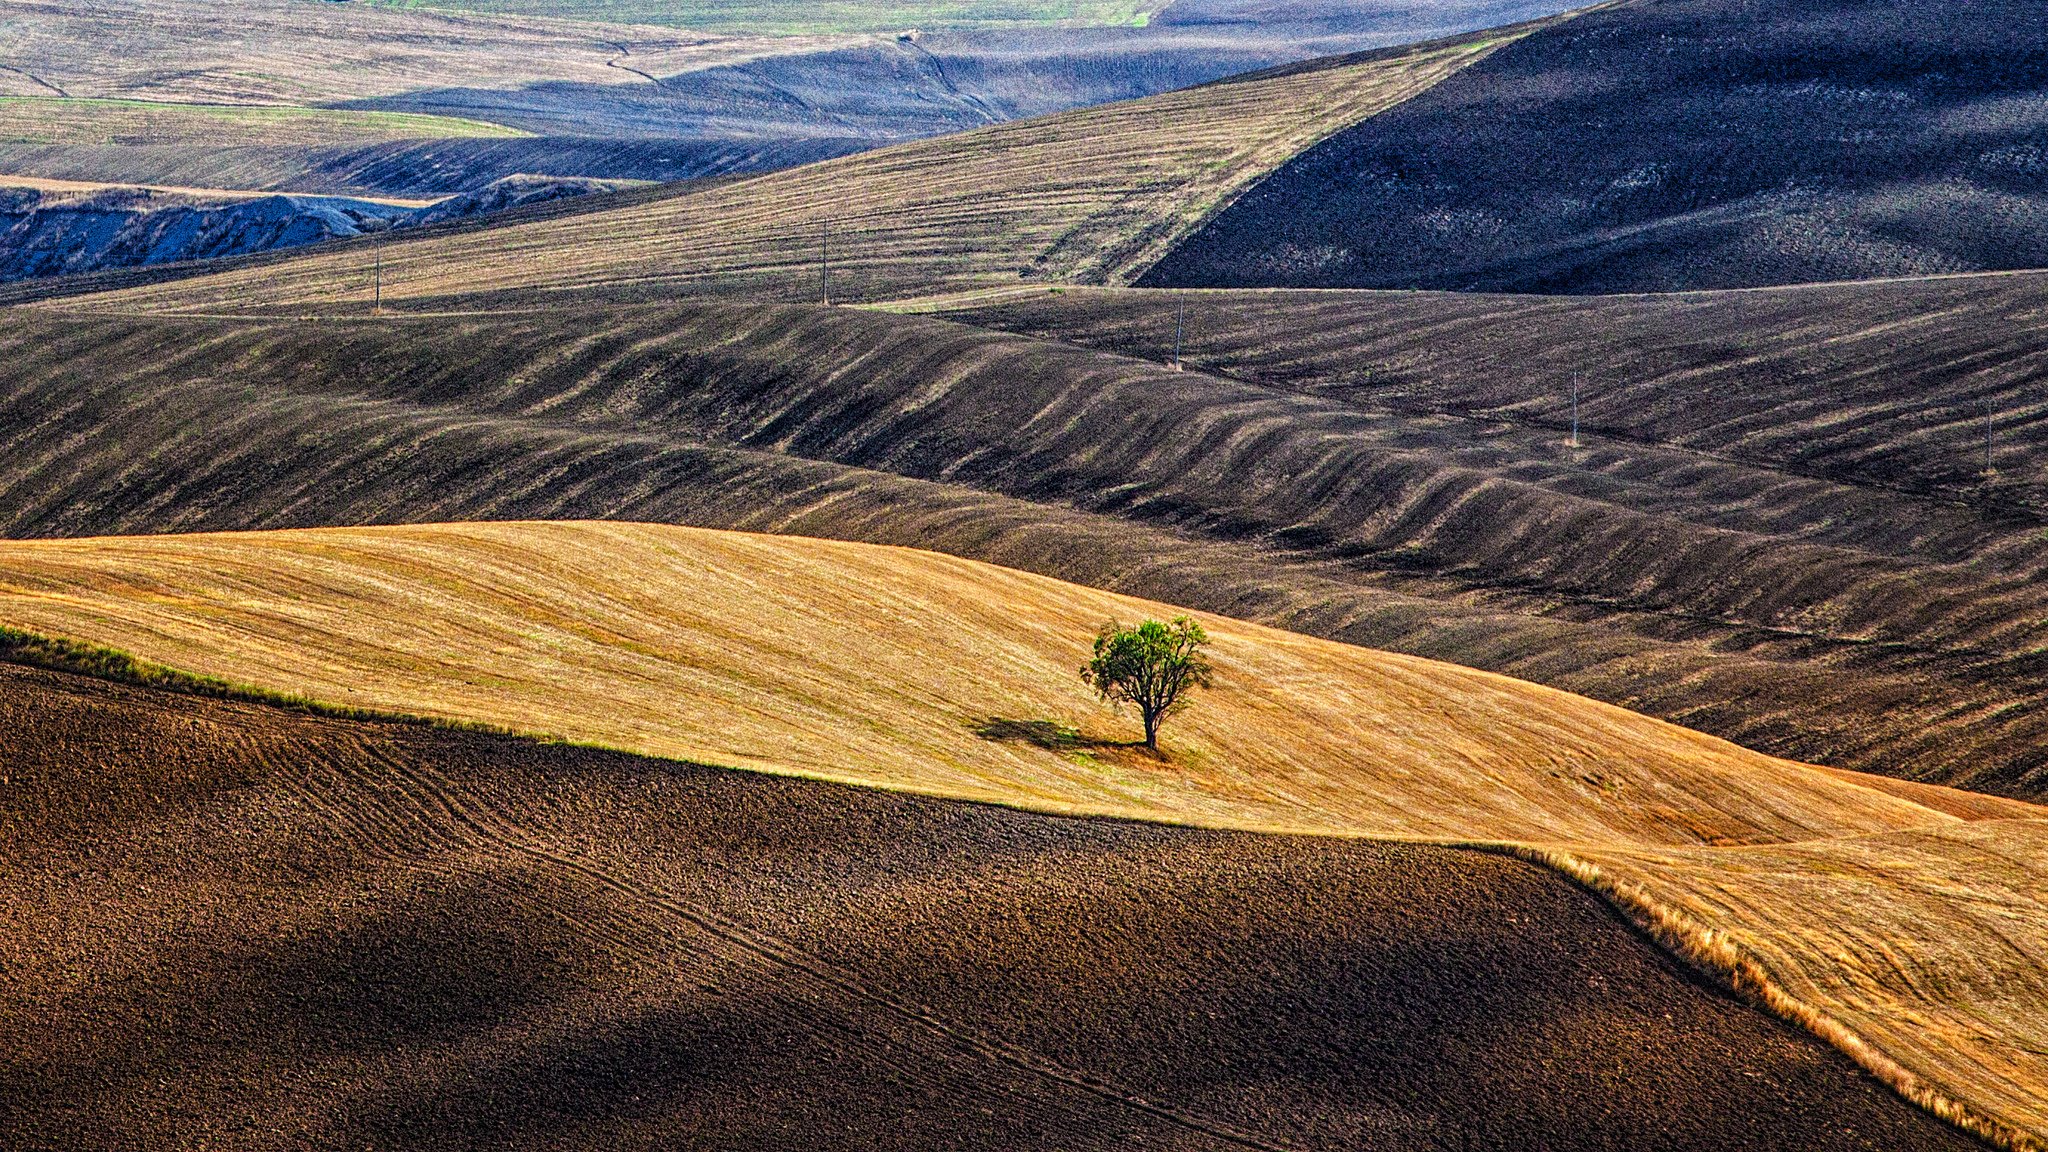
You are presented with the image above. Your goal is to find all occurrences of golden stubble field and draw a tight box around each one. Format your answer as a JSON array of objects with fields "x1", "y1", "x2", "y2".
[{"x1": 0, "y1": 520, "x2": 2042, "y2": 1148}]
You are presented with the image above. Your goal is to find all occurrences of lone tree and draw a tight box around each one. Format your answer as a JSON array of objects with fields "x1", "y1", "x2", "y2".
[{"x1": 1081, "y1": 616, "x2": 1213, "y2": 751}]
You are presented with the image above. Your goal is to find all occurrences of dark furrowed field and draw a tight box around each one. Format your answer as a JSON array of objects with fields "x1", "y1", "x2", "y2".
[
  {"x1": 1140, "y1": 0, "x2": 2048, "y2": 294},
  {"x1": 3, "y1": 300, "x2": 2046, "y2": 798},
  {"x1": 945, "y1": 275, "x2": 2048, "y2": 506},
  {"x1": 0, "y1": 662, "x2": 1983, "y2": 1151}
]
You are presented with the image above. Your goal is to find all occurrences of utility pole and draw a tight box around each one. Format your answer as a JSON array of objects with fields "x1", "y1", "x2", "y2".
[
  {"x1": 1985, "y1": 399, "x2": 1996, "y2": 477},
  {"x1": 821, "y1": 219, "x2": 832, "y2": 307},
  {"x1": 1172, "y1": 297, "x2": 1185, "y2": 371},
  {"x1": 1570, "y1": 373, "x2": 1580, "y2": 449},
  {"x1": 372, "y1": 249, "x2": 382, "y2": 317}
]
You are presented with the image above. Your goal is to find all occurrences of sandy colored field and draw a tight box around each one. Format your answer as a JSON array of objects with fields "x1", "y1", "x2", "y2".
[
  {"x1": 0, "y1": 0, "x2": 843, "y2": 106},
  {"x1": 60, "y1": 25, "x2": 1543, "y2": 312},
  {"x1": 0, "y1": 520, "x2": 2042, "y2": 1146},
  {"x1": 0, "y1": 97, "x2": 529, "y2": 152},
  {"x1": 362, "y1": 0, "x2": 1169, "y2": 35}
]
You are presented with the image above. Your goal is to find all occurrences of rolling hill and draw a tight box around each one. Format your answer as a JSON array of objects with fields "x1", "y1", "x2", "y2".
[
  {"x1": 0, "y1": 0, "x2": 1570, "y2": 200},
  {"x1": 2, "y1": 297, "x2": 2044, "y2": 803},
  {"x1": 45, "y1": 22, "x2": 1546, "y2": 309},
  {"x1": 1, "y1": 661, "x2": 1975, "y2": 1151},
  {"x1": 1140, "y1": 0, "x2": 2048, "y2": 293},
  {"x1": 0, "y1": 520, "x2": 2040, "y2": 1147},
  {"x1": 0, "y1": 0, "x2": 1570, "y2": 273},
  {"x1": 10, "y1": 2, "x2": 2048, "y2": 1146}
]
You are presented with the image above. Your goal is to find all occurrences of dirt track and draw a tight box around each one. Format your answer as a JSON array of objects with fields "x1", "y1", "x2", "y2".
[{"x1": 0, "y1": 663, "x2": 1981, "y2": 1150}]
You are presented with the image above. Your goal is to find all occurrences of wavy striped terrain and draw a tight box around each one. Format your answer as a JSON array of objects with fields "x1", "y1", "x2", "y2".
[
  {"x1": 2, "y1": 298, "x2": 2044, "y2": 800},
  {"x1": 0, "y1": 520, "x2": 2040, "y2": 1146},
  {"x1": 8, "y1": 3, "x2": 2047, "y2": 1146}
]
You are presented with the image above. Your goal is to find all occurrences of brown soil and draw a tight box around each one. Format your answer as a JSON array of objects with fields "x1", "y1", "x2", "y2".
[{"x1": 0, "y1": 663, "x2": 1981, "y2": 1150}]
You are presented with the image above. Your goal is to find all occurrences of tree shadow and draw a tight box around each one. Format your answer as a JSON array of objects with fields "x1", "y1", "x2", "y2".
[{"x1": 972, "y1": 717, "x2": 1155, "y2": 758}]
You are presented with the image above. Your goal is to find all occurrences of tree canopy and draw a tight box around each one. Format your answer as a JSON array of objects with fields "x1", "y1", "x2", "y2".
[{"x1": 1081, "y1": 616, "x2": 1212, "y2": 751}]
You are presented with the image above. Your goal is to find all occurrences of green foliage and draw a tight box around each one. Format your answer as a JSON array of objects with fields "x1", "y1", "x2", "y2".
[{"x1": 1080, "y1": 616, "x2": 1212, "y2": 750}]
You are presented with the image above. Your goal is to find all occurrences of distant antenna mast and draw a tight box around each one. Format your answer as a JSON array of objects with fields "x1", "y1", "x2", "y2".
[
  {"x1": 821, "y1": 219, "x2": 832, "y2": 307},
  {"x1": 1172, "y1": 297, "x2": 1185, "y2": 371}
]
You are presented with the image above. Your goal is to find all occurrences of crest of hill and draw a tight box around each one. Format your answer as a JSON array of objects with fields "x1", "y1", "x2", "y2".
[
  {"x1": 1142, "y1": 0, "x2": 2048, "y2": 293},
  {"x1": 0, "y1": 520, "x2": 2042, "y2": 1147},
  {"x1": 0, "y1": 520, "x2": 1971, "y2": 844},
  {"x1": 51, "y1": 19, "x2": 1562, "y2": 313}
]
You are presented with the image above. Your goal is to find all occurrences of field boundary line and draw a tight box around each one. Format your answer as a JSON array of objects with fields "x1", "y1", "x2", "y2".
[{"x1": 1503, "y1": 843, "x2": 2044, "y2": 1152}]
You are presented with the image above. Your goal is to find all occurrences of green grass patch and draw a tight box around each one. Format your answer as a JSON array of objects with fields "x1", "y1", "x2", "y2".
[
  {"x1": 0, "y1": 624, "x2": 520, "y2": 736},
  {"x1": 360, "y1": 0, "x2": 1168, "y2": 35}
]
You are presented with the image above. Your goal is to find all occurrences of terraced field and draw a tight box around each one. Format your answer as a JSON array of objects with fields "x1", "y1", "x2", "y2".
[
  {"x1": 2, "y1": 663, "x2": 1975, "y2": 1151},
  {"x1": 0, "y1": 521, "x2": 2039, "y2": 1146},
  {"x1": 56, "y1": 24, "x2": 1543, "y2": 310},
  {"x1": 937, "y1": 277, "x2": 2048, "y2": 508}
]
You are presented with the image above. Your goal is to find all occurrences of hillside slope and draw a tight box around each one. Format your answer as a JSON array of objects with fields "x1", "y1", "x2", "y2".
[
  {"x1": 0, "y1": 0, "x2": 1569, "y2": 203},
  {"x1": 1142, "y1": 0, "x2": 2048, "y2": 293},
  {"x1": 1, "y1": 663, "x2": 1976, "y2": 1151},
  {"x1": 50, "y1": 24, "x2": 1544, "y2": 310},
  {"x1": 0, "y1": 521, "x2": 2041, "y2": 1146},
  {"x1": 3, "y1": 300, "x2": 2045, "y2": 799}
]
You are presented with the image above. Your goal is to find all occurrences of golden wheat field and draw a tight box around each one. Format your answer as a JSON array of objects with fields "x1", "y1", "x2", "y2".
[{"x1": 0, "y1": 521, "x2": 2042, "y2": 1148}]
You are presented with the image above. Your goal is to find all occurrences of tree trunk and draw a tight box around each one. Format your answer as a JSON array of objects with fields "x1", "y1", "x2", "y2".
[{"x1": 1143, "y1": 711, "x2": 1159, "y2": 751}]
